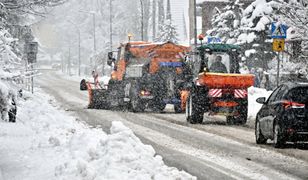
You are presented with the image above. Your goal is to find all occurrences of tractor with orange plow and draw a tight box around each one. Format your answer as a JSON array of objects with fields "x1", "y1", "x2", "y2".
[
  {"x1": 184, "y1": 43, "x2": 254, "y2": 124},
  {"x1": 83, "y1": 41, "x2": 191, "y2": 112}
]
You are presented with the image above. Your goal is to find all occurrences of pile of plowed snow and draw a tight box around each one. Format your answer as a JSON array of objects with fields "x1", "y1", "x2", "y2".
[{"x1": 0, "y1": 90, "x2": 195, "y2": 180}]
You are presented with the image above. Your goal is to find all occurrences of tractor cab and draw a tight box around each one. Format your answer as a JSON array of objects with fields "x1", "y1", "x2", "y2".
[
  {"x1": 184, "y1": 43, "x2": 254, "y2": 125},
  {"x1": 193, "y1": 44, "x2": 241, "y2": 75}
]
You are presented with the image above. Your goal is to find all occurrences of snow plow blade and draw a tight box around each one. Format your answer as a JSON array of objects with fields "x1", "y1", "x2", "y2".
[{"x1": 198, "y1": 72, "x2": 254, "y2": 89}]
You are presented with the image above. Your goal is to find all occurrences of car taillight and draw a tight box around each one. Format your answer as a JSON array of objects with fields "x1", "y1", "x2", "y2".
[
  {"x1": 140, "y1": 90, "x2": 151, "y2": 96},
  {"x1": 282, "y1": 101, "x2": 305, "y2": 109}
]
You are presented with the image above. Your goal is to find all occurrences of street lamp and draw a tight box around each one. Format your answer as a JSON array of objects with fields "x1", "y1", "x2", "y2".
[
  {"x1": 79, "y1": 10, "x2": 96, "y2": 55},
  {"x1": 139, "y1": 0, "x2": 144, "y2": 41},
  {"x1": 67, "y1": 20, "x2": 81, "y2": 76}
]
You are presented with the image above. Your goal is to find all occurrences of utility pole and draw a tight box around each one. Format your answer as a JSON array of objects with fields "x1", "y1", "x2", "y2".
[
  {"x1": 193, "y1": 0, "x2": 197, "y2": 49},
  {"x1": 110, "y1": 0, "x2": 113, "y2": 51},
  {"x1": 68, "y1": 20, "x2": 81, "y2": 76},
  {"x1": 140, "y1": 0, "x2": 144, "y2": 41},
  {"x1": 152, "y1": 0, "x2": 156, "y2": 40}
]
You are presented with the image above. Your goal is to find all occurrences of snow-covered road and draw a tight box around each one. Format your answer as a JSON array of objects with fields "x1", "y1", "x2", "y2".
[{"x1": 36, "y1": 70, "x2": 308, "y2": 180}]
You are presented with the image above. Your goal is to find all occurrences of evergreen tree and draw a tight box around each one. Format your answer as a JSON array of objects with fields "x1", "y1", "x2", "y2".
[
  {"x1": 237, "y1": 0, "x2": 275, "y2": 70},
  {"x1": 207, "y1": 0, "x2": 243, "y2": 44},
  {"x1": 155, "y1": 0, "x2": 179, "y2": 43}
]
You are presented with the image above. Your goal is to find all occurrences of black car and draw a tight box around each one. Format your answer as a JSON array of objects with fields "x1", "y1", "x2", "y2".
[{"x1": 255, "y1": 82, "x2": 308, "y2": 148}]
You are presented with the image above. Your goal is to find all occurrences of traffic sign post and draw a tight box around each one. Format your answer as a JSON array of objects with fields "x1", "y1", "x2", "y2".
[
  {"x1": 271, "y1": 22, "x2": 287, "y2": 87},
  {"x1": 272, "y1": 39, "x2": 285, "y2": 52},
  {"x1": 25, "y1": 41, "x2": 38, "y2": 93}
]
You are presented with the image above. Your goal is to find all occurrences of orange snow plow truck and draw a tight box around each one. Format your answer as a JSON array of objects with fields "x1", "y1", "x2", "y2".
[
  {"x1": 184, "y1": 43, "x2": 254, "y2": 125},
  {"x1": 82, "y1": 41, "x2": 191, "y2": 112}
]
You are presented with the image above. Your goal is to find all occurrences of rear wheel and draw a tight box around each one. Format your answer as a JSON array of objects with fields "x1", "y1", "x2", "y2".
[
  {"x1": 226, "y1": 116, "x2": 235, "y2": 125},
  {"x1": 152, "y1": 104, "x2": 166, "y2": 112},
  {"x1": 273, "y1": 122, "x2": 286, "y2": 148},
  {"x1": 129, "y1": 83, "x2": 145, "y2": 112},
  {"x1": 130, "y1": 97, "x2": 145, "y2": 112},
  {"x1": 255, "y1": 119, "x2": 267, "y2": 144},
  {"x1": 174, "y1": 103, "x2": 182, "y2": 113},
  {"x1": 186, "y1": 95, "x2": 203, "y2": 124},
  {"x1": 237, "y1": 104, "x2": 248, "y2": 125}
]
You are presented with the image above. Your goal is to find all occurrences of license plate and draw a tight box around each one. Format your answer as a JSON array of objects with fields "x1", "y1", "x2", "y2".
[{"x1": 140, "y1": 96, "x2": 154, "y2": 99}]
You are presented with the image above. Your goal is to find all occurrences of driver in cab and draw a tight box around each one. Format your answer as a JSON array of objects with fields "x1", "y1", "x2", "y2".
[{"x1": 209, "y1": 55, "x2": 227, "y2": 73}]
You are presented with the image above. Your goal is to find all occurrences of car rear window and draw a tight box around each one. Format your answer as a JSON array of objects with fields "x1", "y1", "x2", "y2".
[{"x1": 287, "y1": 87, "x2": 308, "y2": 103}]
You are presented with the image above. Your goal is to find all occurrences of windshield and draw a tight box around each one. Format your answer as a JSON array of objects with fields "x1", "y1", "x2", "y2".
[{"x1": 206, "y1": 53, "x2": 230, "y2": 73}]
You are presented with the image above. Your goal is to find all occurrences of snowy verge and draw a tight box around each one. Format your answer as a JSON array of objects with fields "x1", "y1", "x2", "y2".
[
  {"x1": 0, "y1": 89, "x2": 195, "y2": 180},
  {"x1": 248, "y1": 87, "x2": 272, "y2": 120}
]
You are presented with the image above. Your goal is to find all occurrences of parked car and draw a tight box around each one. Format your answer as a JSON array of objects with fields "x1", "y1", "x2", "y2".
[{"x1": 255, "y1": 82, "x2": 308, "y2": 148}]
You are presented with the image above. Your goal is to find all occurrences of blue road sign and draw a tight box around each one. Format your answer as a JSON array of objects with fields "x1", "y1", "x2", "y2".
[
  {"x1": 207, "y1": 37, "x2": 221, "y2": 44},
  {"x1": 271, "y1": 22, "x2": 287, "y2": 39}
]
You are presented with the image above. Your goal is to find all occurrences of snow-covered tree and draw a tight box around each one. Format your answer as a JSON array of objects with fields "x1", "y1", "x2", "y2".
[
  {"x1": 237, "y1": 0, "x2": 275, "y2": 70},
  {"x1": 155, "y1": 0, "x2": 179, "y2": 43},
  {"x1": 207, "y1": 0, "x2": 243, "y2": 44}
]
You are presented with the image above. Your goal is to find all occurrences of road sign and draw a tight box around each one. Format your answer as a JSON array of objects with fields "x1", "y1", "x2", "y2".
[
  {"x1": 271, "y1": 22, "x2": 287, "y2": 39},
  {"x1": 23, "y1": 32, "x2": 34, "y2": 42},
  {"x1": 273, "y1": 39, "x2": 285, "y2": 52},
  {"x1": 26, "y1": 42, "x2": 38, "y2": 53},
  {"x1": 207, "y1": 37, "x2": 221, "y2": 44}
]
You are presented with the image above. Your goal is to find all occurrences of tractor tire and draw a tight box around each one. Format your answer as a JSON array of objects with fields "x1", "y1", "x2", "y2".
[
  {"x1": 227, "y1": 104, "x2": 248, "y2": 125},
  {"x1": 186, "y1": 94, "x2": 203, "y2": 124},
  {"x1": 236, "y1": 104, "x2": 248, "y2": 125}
]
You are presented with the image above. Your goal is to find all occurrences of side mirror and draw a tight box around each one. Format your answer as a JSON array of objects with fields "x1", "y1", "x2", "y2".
[
  {"x1": 107, "y1": 52, "x2": 115, "y2": 66},
  {"x1": 256, "y1": 97, "x2": 266, "y2": 104},
  {"x1": 80, "y1": 79, "x2": 88, "y2": 91}
]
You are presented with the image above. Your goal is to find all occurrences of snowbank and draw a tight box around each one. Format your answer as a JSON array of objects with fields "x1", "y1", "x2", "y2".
[
  {"x1": 0, "y1": 90, "x2": 195, "y2": 180},
  {"x1": 248, "y1": 87, "x2": 272, "y2": 120}
]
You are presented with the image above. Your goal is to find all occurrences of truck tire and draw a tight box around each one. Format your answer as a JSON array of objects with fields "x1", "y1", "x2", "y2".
[
  {"x1": 186, "y1": 94, "x2": 203, "y2": 124},
  {"x1": 130, "y1": 96, "x2": 145, "y2": 112},
  {"x1": 129, "y1": 82, "x2": 145, "y2": 112},
  {"x1": 226, "y1": 116, "x2": 235, "y2": 125},
  {"x1": 150, "y1": 96, "x2": 166, "y2": 112},
  {"x1": 174, "y1": 103, "x2": 182, "y2": 113}
]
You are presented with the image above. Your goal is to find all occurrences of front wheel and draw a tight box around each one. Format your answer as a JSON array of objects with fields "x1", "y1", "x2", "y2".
[
  {"x1": 273, "y1": 122, "x2": 286, "y2": 148},
  {"x1": 186, "y1": 95, "x2": 203, "y2": 124}
]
